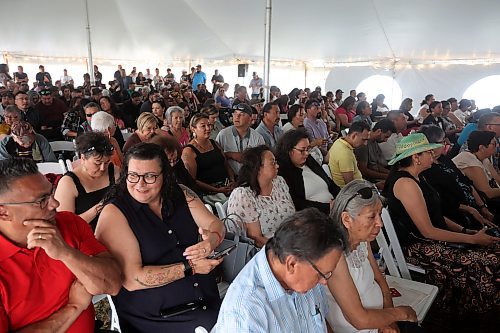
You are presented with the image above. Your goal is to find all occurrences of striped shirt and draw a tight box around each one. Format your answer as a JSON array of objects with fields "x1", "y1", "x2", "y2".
[{"x1": 211, "y1": 247, "x2": 329, "y2": 333}]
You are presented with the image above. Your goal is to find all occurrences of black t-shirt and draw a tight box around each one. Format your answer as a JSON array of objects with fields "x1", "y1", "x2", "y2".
[
  {"x1": 14, "y1": 72, "x2": 27, "y2": 81},
  {"x1": 35, "y1": 72, "x2": 52, "y2": 87}
]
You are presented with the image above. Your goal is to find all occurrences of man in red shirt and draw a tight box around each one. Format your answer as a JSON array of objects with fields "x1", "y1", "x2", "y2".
[{"x1": 0, "y1": 158, "x2": 122, "y2": 332}]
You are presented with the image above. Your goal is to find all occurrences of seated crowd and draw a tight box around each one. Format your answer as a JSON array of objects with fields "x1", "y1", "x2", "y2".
[{"x1": 0, "y1": 63, "x2": 498, "y2": 333}]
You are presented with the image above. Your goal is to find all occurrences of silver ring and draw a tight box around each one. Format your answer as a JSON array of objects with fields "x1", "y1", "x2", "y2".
[{"x1": 38, "y1": 234, "x2": 42, "y2": 240}]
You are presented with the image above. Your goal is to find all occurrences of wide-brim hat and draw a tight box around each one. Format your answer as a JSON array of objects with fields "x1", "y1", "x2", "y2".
[{"x1": 388, "y1": 133, "x2": 443, "y2": 165}]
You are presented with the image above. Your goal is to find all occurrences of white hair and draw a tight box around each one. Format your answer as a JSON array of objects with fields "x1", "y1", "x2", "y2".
[
  {"x1": 91, "y1": 111, "x2": 115, "y2": 133},
  {"x1": 166, "y1": 106, "x2": 184, "y2": 122}
]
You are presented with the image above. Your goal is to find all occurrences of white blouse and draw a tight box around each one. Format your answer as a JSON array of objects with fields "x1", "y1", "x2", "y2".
[
  {"x1": 227, "y1": 176, "x2": 296, "y2": 238},
  {"x1": 326, "y1": 242, "x2": 384, "y2": 333}
]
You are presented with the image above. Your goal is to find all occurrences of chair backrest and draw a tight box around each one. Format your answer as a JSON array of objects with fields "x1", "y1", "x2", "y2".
[
  {"x1": 215, "y1": 201, "x2": 228, "y2": 219},
  {"x1": 322, "y1": 164, "x2": 332, "y2": 179},
  {"x1": 375, "y1": 208, "x2": 412, "y2": 280},
  {"x1": 37, "y1": 161, "x2": 66, "y2": 175},
  {"x1": 49, "y1": 140, "x2": 75, "y2": 152},
  {"x1": 107, "y1": 295, "x2": 121, "y2": 332},
  {"x1": 65, "y1": 159, "x2": 73, "y2": 172}
]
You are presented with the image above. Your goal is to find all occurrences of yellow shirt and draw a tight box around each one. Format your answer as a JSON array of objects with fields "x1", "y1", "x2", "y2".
[{"x1": 328, "y1": 138, "x2": 362, "y2": 188}]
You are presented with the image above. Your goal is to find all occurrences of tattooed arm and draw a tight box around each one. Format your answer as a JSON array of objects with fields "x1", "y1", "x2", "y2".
[
  {"x1": 180, "y1": 184, "x2": 226, "y2": 260},
  {"x1": 95, "y1": 203, "x2": 186, "y2": 291}
]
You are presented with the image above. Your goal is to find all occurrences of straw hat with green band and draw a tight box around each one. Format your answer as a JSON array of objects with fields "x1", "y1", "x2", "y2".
[{"x1": 388, "y1": 133, "x2": 443, "y2": 165}]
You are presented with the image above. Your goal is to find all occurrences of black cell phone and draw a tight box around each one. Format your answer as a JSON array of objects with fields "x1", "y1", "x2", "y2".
[
  {"x1": 485, "y1": 227, "x2": 500, "y2": 238},
  {"x1": 160, "y1": 300, "x2": 205, "y2": 318},
  {"x1": 208, "y1": 239, "x2": 237, "y2": 260}
]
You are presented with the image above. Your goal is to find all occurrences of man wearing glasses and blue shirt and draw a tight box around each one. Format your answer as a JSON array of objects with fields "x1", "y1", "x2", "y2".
[
  {"x1": 212, "y1": 208, "x2": 346, "y2": 333},
  {"x1": 0, "y1": 158, "x2": 121, "y2": 332}
]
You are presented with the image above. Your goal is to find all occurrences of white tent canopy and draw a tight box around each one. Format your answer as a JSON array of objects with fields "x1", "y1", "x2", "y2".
[{"x1": 3, "y1": 0, "x2": 500, "y2": 108}]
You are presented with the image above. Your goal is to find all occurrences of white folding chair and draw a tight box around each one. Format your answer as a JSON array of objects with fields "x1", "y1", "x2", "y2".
[
  {"x1": 204, "y1": 203, "x2": 214, "y2": 214},
  {"x1": 376, "y1": 208, "x2": 425, "y2": 280},
  {"x1": 107, "y1": 295, "x2": 121, "y2": 332},
  {"x1": 37, "y1": 162, "x2": 66, "y2": 175},
  {"x1": 376, "y1": 208, "x2": 438, "y2": 323},
  {"x1": 49, "y1": 140, "x2": 75, "y2": 152},
  {"x1": 65, "y1": 159, "x2": 73, "y2": 172},
  {"x1": 386, "y1": 275, "x2": 438, "y2": 323},
  {"x1": 322, "y1": 164, "x2": 332, "y2": 179},
  {"x1": 215, "y1": 201, "x2": 228, "y2": 219}
]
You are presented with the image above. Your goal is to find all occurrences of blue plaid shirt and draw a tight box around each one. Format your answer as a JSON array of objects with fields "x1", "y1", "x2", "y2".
[{"x1": 211, "y1": 247, "x2": 329, "y2": 333}]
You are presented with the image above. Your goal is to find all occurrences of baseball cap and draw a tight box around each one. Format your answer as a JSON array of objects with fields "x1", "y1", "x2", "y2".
[
  {"x1": 335, "y1": 89, "x2": 344, "y2": 94},
  {"x1": 232, "y1": 103, "x2": 253, "y2": 116}
]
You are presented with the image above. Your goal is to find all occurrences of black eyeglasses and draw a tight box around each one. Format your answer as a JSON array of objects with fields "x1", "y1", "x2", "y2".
[
  {"x1": 126, "y1": 172, "x2": 161, "y2": 184},
  {"x1": 303, "y1": 256, "x2": 333, "y2": 281},
  {"x1": 293, "y1": 147, "x2": 311, "y2": 155},
  {"x1": 0, "y1": 187, "x2": 55, "y2": 209}
]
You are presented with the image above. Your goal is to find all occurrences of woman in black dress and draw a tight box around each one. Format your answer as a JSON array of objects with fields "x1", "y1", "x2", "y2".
[
  {"x1": 54, "y1": 132, "x2": 119, "y2": 230},
  {"x1": 96, "y1": 143, "x2": 225, "y2": 332},
  {"x1": 383, "y1": 133, "x2": 499, "y2": 314}
]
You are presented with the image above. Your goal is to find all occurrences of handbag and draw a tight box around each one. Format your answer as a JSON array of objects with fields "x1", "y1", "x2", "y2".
[{"x1": 220, "y1": 213, "x2": 259, "y2": 282}]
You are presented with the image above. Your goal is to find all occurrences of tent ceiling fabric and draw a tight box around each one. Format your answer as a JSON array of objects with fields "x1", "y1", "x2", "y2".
[{"x1": 2, "y1": 0, "x2": 500, "y2": 63}]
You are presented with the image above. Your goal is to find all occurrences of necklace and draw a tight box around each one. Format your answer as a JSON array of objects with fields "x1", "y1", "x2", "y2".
[{"x1": 194, "y1": 138, "x2": 212, "y2": 152}]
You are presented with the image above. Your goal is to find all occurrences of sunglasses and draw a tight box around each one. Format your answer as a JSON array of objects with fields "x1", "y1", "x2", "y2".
[
  {"x1": 344, "y1": 186, "x2": 381, "y2": 209},
  {"x1": 86, "y1": 113, "x2": 94, "y2": 117},
  {"x1": 83, "y1": 145, "x2": 114, "y2": 155},
  {"x1": 39, "y1": 90, "x2": 51, "y2": 96}
]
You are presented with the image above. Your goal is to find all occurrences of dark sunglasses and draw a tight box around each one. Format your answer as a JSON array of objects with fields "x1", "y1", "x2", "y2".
[
  {"x1": 86, "y1": 113, "x2": 94, "y2": 117},
  {"x1": 83, "y1": 145, "x2": 114, "y2": 154},
  {"x1": 344, "y1": 186, "x2": 381, "y2": 208},
  {"x1": 39, "y1": 90, "x2": 51, "y2": 96}
]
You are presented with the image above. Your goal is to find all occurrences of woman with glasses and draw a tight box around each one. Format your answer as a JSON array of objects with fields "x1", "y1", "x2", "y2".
[
  {"x1": 326, "y1": 180, "x2": 419, "y2": 333},
  {"x1": 182, "y1": 113, "x2": 235, "y2": 206},
  {"x1": 453, "y1": 130, "x2": 500, "y2": 202},
  {"x1": 122, "y1": 112, "x2": 159, "y2": 153},
  {"x1": 383, "y1": 133, "x2": 499, "y2": 315},
  {"x1": 215, "y1": 87, "x2": 231, "y2": 108},
  {"x1": 55, "y1": 132, "x2": 118, "y2": 230},
  {"x1": 419, "y1": 125, "x2": 496, "y2": 228},
  {"x1": 95, "y1": 143, "x2": 224, "y2": 332},
  {"x1": 276, "y1": 130, "x2": 339, "y2": 214},
  {"x1": 227, "y1": 145, "x2": 295, "y2": 247}
]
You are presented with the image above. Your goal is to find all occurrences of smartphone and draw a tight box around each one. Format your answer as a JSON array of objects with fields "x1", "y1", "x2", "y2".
[
  {"x1": 160, "y1": 300, "x2": 205, "y2": 318},
  {"x1": 208, "y1": 239, "x2": 237, "y2": 260}
]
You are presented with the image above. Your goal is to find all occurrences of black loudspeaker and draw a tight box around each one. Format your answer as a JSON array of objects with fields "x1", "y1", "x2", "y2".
[{"x1": 237, "y1": 64, "x2": 248, "y2": 77}]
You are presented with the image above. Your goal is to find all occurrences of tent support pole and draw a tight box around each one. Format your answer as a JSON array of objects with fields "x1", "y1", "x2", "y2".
[
  {"x1": 263, "y1": 0, "x2": 272, "y2": 102},
  {"x1": 84, "y1": 0, "x2": 95, "y2": 85}
]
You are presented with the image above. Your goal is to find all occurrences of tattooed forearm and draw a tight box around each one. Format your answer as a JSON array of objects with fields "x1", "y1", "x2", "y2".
[
  {"x1": 134, "y1": 263, "x2": 184, "y2": 288},
  {"x1": 179, "y1": 183, "x2": 200, "y2": 202}
]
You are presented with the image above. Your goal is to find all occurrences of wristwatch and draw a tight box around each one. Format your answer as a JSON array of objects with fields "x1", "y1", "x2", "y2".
[{"x1": 182, "y1": 260, "x2": 193, "y2": 277}]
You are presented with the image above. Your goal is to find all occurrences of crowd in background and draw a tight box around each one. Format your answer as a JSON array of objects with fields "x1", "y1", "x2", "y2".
[{"x1": 0, "y1": 61, "x2": 499, "y2": 333}]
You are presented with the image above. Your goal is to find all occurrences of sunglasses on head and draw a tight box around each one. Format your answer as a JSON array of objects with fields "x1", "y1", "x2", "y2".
[
  {"x1": 344, "y1": 186, "x2": 382, "y2": 209},
  {"x1": 83, "y1": 145, "x2": 114, "y2": 155}
]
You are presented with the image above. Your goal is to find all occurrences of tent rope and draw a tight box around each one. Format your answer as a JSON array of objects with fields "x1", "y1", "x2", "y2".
[{"x1": 371, "y1": 0, "x2": 396, "y2": 61}]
